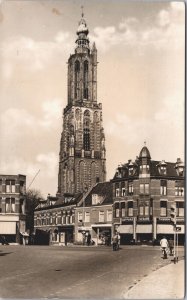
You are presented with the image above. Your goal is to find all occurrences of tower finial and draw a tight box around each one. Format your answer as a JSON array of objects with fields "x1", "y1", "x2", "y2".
[
  {"x1": 144, "y1": 141, "x2": 146, "y2": 146},
  {"x1": 81, "y1": 5, "x2": 84, "y2": 18}
]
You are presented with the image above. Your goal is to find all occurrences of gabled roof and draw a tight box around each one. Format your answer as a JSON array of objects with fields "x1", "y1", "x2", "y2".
[{"x1": 81, "y1": 181, "x2": 113, "y2": 207}]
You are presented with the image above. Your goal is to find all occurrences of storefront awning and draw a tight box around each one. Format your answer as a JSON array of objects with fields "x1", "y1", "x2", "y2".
[
  {"x1": 136, "y1": 224, "x2": 152, "y2": 233},
  {"x1": 117, "y1": 225, "x2": 133, "y2": 234},
  {"x1": 91, "y1": 224, "x2": 112, "y2": 228},
  {"x1": 157, "y1": 224, "x2": 184, "y2": 234},
  {"x1": 0, "y1": 222, "x2": 16, "y2": 234}
]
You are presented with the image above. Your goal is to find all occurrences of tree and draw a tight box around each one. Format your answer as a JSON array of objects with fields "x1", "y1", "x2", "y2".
[{"x1": 25, "y1": 189, "x2": 44, "y2": 234}]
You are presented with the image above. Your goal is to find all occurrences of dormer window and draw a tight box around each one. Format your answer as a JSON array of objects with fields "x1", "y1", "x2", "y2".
[
  {"x1": 157, "y1": 160, "x2": 167, "y2": 175},
  {"x1": 175, "y1": 158, "x2": 184, "y2": 176},
  {"x1": 92, "y1": 194, "x2": 102, "y2": 205}
]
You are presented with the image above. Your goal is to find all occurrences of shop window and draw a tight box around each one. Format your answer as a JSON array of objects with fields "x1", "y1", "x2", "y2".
[
  {"x1": 107, "y1": 210, "x2": 112, "y2": 222},
  {"x1": 85, "y1": 211, "x2": 90, "y2": 222},
  {"x1": 5, "y1": 198, "x2": 15, "y2": 213},
  {"x1": 121, "y1": 202, "x2": 125, "y2": 217},
  {"x1": 99, "y1": 211, "x2": 104, "y2": 222},
  {"x1": 160, "y1": 180, "x2": 167, "y2": 196},
  {"x1": 176, "y1": 202, "x2": 184, "y2": 217},
  {"x1": 128, "y1": 201, "x2": 133, "y2": 216},
  {"x1": 128, "y1": 181, "x2": 133, "y2": 196},
  {"x1": 160, "y1": 200, "x2": 167, "y2": 216}
]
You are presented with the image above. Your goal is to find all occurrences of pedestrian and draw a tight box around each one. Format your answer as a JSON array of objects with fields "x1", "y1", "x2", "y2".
[
  {"x1": 87, "y1": 233, "x2": 91, "y2": 246},
  {"x1": 160, "y1": 236, "x2": 169, "y2": 259},
  {"x1": 168, "y1": 237, "x2": 174, "y2": 256},
  {"x1": 82, "y1": 232, "x2": 86, "y2": 246},
  {"x1": 112, "y1": 233, "x2": 119, "y2": 251}
]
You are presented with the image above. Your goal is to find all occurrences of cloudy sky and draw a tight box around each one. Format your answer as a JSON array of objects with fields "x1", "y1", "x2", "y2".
[{"x1": 0, "y1": 0, "x2": 185, "y2": 197}]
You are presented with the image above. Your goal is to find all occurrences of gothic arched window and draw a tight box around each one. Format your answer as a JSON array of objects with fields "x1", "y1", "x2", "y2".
[
  {"x1": 83, "y1": 60, "x2": 88, "y2": 99},
  {"x1": 75, "y1": 60, "x2": 80, "y2": 99},
  {"x1": 83, "y1": 110, "x2": 90, "y2": 151}
]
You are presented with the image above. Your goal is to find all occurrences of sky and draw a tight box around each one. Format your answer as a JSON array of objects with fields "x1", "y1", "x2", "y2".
[{"x1": 0, "y1": 0, "x2": 185, "y2": 197}]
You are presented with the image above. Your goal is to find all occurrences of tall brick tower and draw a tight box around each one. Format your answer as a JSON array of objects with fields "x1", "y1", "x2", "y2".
[{"x1": 57, "y1": 12, "x2": 106, "y2": 199}]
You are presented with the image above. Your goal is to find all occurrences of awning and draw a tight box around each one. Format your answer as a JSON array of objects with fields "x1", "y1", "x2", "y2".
[
  {"x1": 117, "y1": 225, "x2": 133, "y2": 234},
  {"x1": 157, "y1": 224, "x2": 185, "y2": 234},
  {"x1": 91, "y1": 224, "x2": 112, "y2": 228},
  {"x1": 136, "y1": 224, "x2": 152, "y2": 233},
  {"x1": 0, "y1": 222, "x2": 16, "y2": 234}
]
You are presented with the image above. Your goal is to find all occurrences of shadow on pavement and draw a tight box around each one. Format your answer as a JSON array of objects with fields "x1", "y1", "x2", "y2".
[{"x1": 0, "y1": 250, "x2": 12, "y2": 256}]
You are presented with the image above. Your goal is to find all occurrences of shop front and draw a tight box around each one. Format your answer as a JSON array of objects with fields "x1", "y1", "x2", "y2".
[
  {"x1": 91, "y1": 224, "x2": 112, "y2": 245},
  {"x1": 136, "y1": 224, "x2": 153, "y2": 244}
]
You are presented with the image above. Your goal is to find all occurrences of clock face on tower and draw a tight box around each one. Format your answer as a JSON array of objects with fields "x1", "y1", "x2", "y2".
[{"x1": 57, "y1": 13, "x2": 106, "y2": 200}]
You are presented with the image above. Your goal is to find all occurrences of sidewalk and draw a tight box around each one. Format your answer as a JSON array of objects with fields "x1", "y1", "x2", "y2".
[{"x1": 123, "y1": 259, "x2": 185, "y2": 299}]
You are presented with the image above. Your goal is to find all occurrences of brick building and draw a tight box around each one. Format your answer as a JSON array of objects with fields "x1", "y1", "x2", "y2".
[
  {"x1": 0, "y1": 174, "x2": 26, "y2": 244},
  {"x1": 34, "y1": 194, "x2": 82, "y2": 245},
  {"x1": 75, "y1": 182, "x2": 113, "y2": 245},
  {"x1": 112, "y1": 145, "x2": 185, "y2": 245}
]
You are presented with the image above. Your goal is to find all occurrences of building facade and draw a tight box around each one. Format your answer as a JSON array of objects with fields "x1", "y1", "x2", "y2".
[
  {"x1": 34, "y1": 194, "x2": 82, "y2": 245},
  {"x1": 75, "y1": 182, "x2": 113, "y2": 245},
  {"x1": 0, "y1": 174, "x2": 26, "y2": 244},
  {"x1": 57, "y1": 12, "x2": 106, "y2": 199},
  {"x1": 112, "y1": 146, "x2": 185, "y2": 245}
]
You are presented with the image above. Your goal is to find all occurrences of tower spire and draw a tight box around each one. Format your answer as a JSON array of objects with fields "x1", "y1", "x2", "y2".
[
  {"x1": 81, "y1": 5, "x2": 84, "y2": 18},
  {"x1": 75, "y1": 6, "x2": 89, "y2": 52}
]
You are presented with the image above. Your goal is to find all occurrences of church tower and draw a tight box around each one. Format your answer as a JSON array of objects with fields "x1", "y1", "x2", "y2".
[{"x1": 57, "y1": 12, "x2": 106, "y2": 199}]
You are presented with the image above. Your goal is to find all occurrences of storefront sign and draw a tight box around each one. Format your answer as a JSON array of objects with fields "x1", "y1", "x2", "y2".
[
  {"x1": 157, "y1": 217, "x2": 171, "y2": 223},
  {"x1": 122, "y1": 217, "x2": 133, "y2": 222},
  {"x1": 138, "y1": 217, "x2": 150, "y2": 222}
]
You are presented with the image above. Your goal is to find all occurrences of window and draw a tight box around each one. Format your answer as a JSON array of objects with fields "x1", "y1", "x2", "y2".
[
  {"x1": 176, "y1": 202, "x2": 184, "y2": 217},
  {"x1": 85, "y1": 212, "x2": 90, "y2": 222},
  {"x1": 160, "y1": 201, "x2": 167, "y2": 216},
  {"x1": 6, "y1": 180, "x2": 16, "y2": 193},
  {"x1": 128, "y1": 181, "x2": 133, "y2": 196},
  {"x1": 129, "y1": 167, "x2": 134, "y2": 176},
  {"x1": 175, "y1": 181, "x2": 184, "y2": 196},
  {"x1": 20, "y1": 181, "x2": 25, "y2": 194},
  {"x1": 160, "y1": 180, "x2": 167, "y2": 196},
  {"x1": 0, "y1": 180, "x2": 2, "y2": 193},
  {"x1": 115, "y1": 202, "x2": 120, "y2": 218},
  {"x1": 121, "y1": 202, "x2": 125, "y2": 217},
  {"x1": 83, "y1": 61, "x2": 88, "y2": 99},
  {"x1": 50, "y1": 215, "x2": 53, "y2": 225},
  {"x1": 92, "y1": 194, "x2": 101, "y2": 205},
  {"x1": 5, "y1": 198, "x2": 15, "y2": 213},
  {"x1": 140, "y1": 184, "x2": 144, "y2": 194},
  {"x1": 0, "y1": 197, "x2": 2, "y2": 213},
  {"x1": 139, "y1": 205, "x2": 144, "y2": 216},
  {"x1": 150, "y1": 199, "x2": 153, "y2": 216},
  {"x1": 107, "y1": 210, "x2": 112, "y2": 222},
  {"x1": 128, "y1": 201, "x2": 133, "y2": 216},
  {"x1": 145, "y1": 205, "x2": 149, "y2": 215},
  {"x1": 78, "y1": 211, "x2": 83, "y2": 222},
  {"x1": 83, "y1": 128, "x2": 90, "y2": 151},
  {"x1": 122, "y1": 187, "x2": 126, "y2": 196},
  {"x1": 140, "y1": 183, "x2": 149, "y2": 194},
  {"x1": 19, "y1": 199, "x2": 25, "y2": 214},
  {"x1": 116, "y1": 188, "x2": 120, "y2": 197},
  {"x1": 99, "y1": 211, "x2": 104, "y2": 222},
  {"x1": 74, "y1": 60, "x2": 80, "y2": 99}
]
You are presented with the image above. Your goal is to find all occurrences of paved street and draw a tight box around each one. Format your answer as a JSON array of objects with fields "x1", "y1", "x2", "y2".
[{"x1": 0, "y1": 245, "x2": 184, "y2": 299}]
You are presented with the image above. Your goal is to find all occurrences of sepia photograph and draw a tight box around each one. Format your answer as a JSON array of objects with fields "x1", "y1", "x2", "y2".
[{"x1": 0, "y1": 0, "x2": 185, "y2": 299}]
